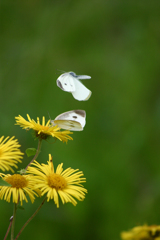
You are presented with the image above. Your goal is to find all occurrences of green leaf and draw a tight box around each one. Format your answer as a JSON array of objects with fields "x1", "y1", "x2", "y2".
[
  {"x1": 0, "y1": 178, "x2": 11, "y2": 187},
  {"x1": 17, "y1": 205, "x2": 25, "y2": 210},
  {"x1": 26, "y1": 148, "x2": 37, "y2": 157}
]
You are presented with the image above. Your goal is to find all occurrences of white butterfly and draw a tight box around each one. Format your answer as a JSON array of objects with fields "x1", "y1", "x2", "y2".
[
  {"x1": 51, "y1": 110, "x2": 86, "y2": 131},
  {"x1": 56, "y1": 71, "x2": 91, "y2": 101}
]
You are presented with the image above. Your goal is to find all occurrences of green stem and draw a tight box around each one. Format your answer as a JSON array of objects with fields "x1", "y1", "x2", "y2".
[
  {"x1": 25, "y1": 138, "x2": 42, "y2": 169},
  {"x1": 4, "y1": 138, "x2": 43, "y2": 239},
  {"x1": 15, "y1": 197, "x2": 46, "y2": 240},
  {"x1": 3, "y1": 216, "x2": 13, "y2": 240},
  {"x1": 11, "y1": 203, "x2": 17, "y2": 240}
]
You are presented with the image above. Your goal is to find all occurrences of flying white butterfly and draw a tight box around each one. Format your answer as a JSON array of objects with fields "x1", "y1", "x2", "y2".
[
  {"x1": 56, "y1": 71, "x2": 91, "y2": 101},
  {"x1": 51, "y1": 110, "x2": 86, "y2": 131}
]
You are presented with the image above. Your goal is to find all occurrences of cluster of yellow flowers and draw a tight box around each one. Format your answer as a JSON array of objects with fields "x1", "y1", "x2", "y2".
[
  {"x1": 0, "y1": 115, "x2": 87, "y2": 208},
  {"x1": 121, "y1": 225, "x2": 160, "y2": 240}
]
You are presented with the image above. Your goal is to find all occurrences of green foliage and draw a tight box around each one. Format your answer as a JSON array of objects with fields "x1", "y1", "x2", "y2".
[
  {"x1": 25, "y1": 148, "x2": 37, "y2": 157},
  {"x1": 17, "y1": 205, "x2": 25, "y2": 211},
  {"x1": 0, "y1": 178, "x2": 11, "y2": 187}
]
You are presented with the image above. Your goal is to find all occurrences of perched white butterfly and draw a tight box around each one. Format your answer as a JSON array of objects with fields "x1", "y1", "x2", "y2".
[
  {"x1": 56, "y1": 71, "x2": 91, "y2": 101},
  {"x1": 51, "y1": 110, "x2": 86, "y2": 131}
]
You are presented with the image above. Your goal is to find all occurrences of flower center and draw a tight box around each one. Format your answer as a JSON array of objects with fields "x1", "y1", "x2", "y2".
[
  {"x1": 35, "y1": 126, "x2": 51, "y2": 140},
  {"x1": 47, "y1": 173, "x2": 67, "y2": 190},
  {"x1": 5, "y1": 174, "x2": 28, "y2": 188},
  {"x1": 41, "y1": 126, "x2": 50, "y2": 131}
]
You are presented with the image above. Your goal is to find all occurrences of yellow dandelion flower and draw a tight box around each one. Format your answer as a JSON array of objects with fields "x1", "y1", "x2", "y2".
[
  {"x1": 15, "y1": 114, "x2": 73, "y2": 143},
  {"x1": 0, "y1": 136, "x2": 24, "y2": 173},
  {"x1": 27, "y1": 154, "x2": 87, "y2": 208},
  {"x1": 121, "y1": 225, "x2": 160, "y2": 240},
  {"x1": 0, "y1": 173, "x2": 38, "y2": 205}
]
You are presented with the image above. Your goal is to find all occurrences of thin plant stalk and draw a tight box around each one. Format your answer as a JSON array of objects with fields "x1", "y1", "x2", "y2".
[
  {"x1": 11, "y1": 203, "x2": 17, "y2": 240},
  {"x1": 15, "y1": 197, "x2": 46, "y2": 240},
  {"x1": 25, "y1": 138, "x2": 42, "y2": 169},
  {"x1": 3, "y1": 216, "x2": 13, "y2": 240},
  {"x1": 4, "y1": 138, "x2": 42, "y2": 239}
]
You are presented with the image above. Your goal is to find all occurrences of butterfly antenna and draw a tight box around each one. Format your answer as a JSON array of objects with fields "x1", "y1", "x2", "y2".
[
  {"x1": 48, "y1": 112, "x2": 51, "y2": 121},
  {"x1": 56, "y1": 69, "x2": 66, "y2": 74}
]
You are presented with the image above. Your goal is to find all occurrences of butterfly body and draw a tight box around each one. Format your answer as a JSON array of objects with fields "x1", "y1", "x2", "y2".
[
  {"x1": 57, "y1": 72, "x2": 91, "y2": 101},
  {"x1": 51, "y1": 110, "x2": 86, "y2": 131}
]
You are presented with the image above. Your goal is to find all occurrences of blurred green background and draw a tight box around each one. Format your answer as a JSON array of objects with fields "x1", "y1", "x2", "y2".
[{"x1": 1, "y1": 0, "x2": 160, "y2": 239}]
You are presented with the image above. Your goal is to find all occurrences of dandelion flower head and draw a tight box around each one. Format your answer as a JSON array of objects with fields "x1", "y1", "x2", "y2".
[
  {"x1": 15, "y1": 114, "x2": 73, "y2": 142},
  {"x1": 121, "y1": 225, "x2": 160, "y2": 240}
]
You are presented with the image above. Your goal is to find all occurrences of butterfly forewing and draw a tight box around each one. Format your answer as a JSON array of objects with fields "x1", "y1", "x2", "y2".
[{"x1": 56, "y1": 73, "x2": 76, "y2": 92}]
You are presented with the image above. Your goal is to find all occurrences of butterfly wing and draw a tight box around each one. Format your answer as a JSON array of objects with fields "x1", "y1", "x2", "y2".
[
  {"x1": 77, "y1": 75, "x2": 91, "y2": 80},
  {"x1": 56, "y1": 72, "x2": 91, "y2": 101},
  {"x1": 51, "y1": 110, "x2": 86, "y2": 131},
  {"x1": 69, "y1": 72, "x2": 91, "y2": 80},
  {"x1": 53, "y1": 120, "x2": 83, "y2": 131},
  {"x1": 71, "y1": 79, "x2": 92, "y2": 101},
  {"x1": 56, "y1": 72, "x2": 76, "y2": 92}
]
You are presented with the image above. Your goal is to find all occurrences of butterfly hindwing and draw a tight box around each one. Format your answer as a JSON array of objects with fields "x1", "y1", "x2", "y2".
[
  {"x1": 71, "y1": 79, "x2": 92, "y2": 101},
  {"x1": 53, "y1": 120, "x2": 83, "y2": 131}
]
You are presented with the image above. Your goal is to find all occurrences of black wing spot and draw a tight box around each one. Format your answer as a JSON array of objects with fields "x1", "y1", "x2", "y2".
[
  {"x1": 72, "y1": 115, "x2": 77, "y2": 119},
  {"x1": 57, "y1": 80, "x2": 64, "y2": 90},
  {"x1": 64, "y1": 83, "x2": 67, "y2": 85},
  {"x1": 74, "y1": 110, "x2": 86, "y2": 117}
]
